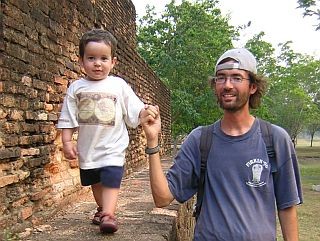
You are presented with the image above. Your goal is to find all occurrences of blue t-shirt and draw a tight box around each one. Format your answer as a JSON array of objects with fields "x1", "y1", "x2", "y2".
[{"x1": 167, "y1": 119, "x2": 302, "y2": 241}]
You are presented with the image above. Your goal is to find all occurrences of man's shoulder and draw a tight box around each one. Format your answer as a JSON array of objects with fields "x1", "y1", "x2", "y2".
[{"x1": 258, "y1": 119, "x2": 291, "y2": 142}]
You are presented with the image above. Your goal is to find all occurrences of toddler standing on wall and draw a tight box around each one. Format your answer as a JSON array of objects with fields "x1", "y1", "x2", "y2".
[{"x1": 57, "y1": 28, "x2": 154, "y2": 234}]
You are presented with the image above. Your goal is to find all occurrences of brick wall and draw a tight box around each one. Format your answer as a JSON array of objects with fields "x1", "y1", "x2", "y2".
[{"x1": 0, "y1": 0, "x2": 171, "y2": 232}]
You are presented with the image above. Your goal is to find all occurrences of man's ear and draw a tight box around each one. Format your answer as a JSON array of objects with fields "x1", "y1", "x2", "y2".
[{"x1": 250, "y1": 83, "x2": 258, "y2": 95}]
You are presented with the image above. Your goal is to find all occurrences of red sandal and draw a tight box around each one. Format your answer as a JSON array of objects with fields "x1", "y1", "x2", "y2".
[
  {"x1": 99, "y1": 213, "x2": 118, "y2": 234},
  {"x1": 92, "y1": 207, "x2": 102, "y2": 225}
]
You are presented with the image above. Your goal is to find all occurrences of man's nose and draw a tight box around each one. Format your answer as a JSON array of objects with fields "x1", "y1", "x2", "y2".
[{"x1": 223, "y1": 78, "x2": 234, "y2": 88}]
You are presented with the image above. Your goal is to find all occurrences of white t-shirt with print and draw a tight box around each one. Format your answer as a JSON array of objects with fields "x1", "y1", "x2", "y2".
[{"x1": 57, "y1": 76, "x2": 145, "y2": 169}]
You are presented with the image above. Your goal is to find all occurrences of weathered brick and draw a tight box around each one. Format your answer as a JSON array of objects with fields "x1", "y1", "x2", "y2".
[
  {"x1": 21, "y1": 123, "x2": 40, "y2": 133},
  {"x1": 8, "y1": 109, "x2": 24, "y2": 121},
  {"x1": 3, "y1": 135, "x2": 19, "y2": 147},
  {"x1": 20, "y1": 135, "x2": 44, "y2": 145},
  {"x1": 3, "y1": 121, "x2": 20, "y2": 133},
  {"x1": 26, "y1": 157, "x2": 43, "y2": 168},
  {"x1": 0, "y1": 94, "x2": 16, "y2": 107},
  {"x1": 2, "y1": 4, "x2": 24, "y2": 24},
  {"x1": 48, "y1": 113, "x2": 58, "y2": 121},
  {"x1": 0, "y1": 147, "x2": 21, "y2": 160},
  {"x1": 21, "y1": 148, "x2": 40, "y2": 157},
  {"x1": 20, "y1": 206, "x2": 33, "y2": 220},
  {"x1": 0, "y1": 175, "x2": 17, "y2": 188},
  {"x1": 11, "y1": 0, "x2": 30, "y2": 14},
  {"x1": 25, "y1": 111, "x2": 38, "y2": 120},
  {"x1": 37, "y1": 113, "x2": 48, "y2": 120},
  {"x1": 54, "y1": 75, "x2": 68, "y2": 86},
  {"x1": 11, "y1": 196, "x2": 29, "y2": 208},
  {"x1": 0, "y1": 170, "x2": 29, "y2": 188},
  {"x1": 0, "y1": 107, "x2": 7, "y2": 119},
  {"x1": 30, "y1": 189, "x2": 48, "y2": 201},
  {"x1": 21, "y1": 76, "x2": 32, "y2": 87},
  {"x1": 33, "y1": 79, "x2": 47, "y2": 91}
]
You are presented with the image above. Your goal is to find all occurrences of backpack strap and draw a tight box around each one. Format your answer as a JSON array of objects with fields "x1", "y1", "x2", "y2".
[
  {"x1": 193, "y1": 124, "x2": 214, "y2": 220},
  {"x1": 258, "y1": 118, "x2": 277, "y2": 172}
]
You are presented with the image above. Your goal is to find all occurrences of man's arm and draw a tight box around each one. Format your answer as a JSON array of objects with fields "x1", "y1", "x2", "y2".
[
  {"x1": 140, "y1": 105, "x2": 174, "y2": 207},
  {"x1": 278, "y1": 206, "x2": 299, "y2": 241},
  {"x1": 148, "y1": 150, "x2": 174, "y2": 207}
]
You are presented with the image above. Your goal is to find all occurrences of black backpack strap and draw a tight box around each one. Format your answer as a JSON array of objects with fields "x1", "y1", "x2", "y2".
[
  {"x1": 258, "y1": 118, "x2": 277, "y2": 172},
  {"x1": 193, "y1": 124, "x2": 214, "y2": 220}
]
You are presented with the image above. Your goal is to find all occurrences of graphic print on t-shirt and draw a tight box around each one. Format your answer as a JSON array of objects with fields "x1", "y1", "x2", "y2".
[
  {"x1": 245, "y1": 158, "x2": 268, "y2": 187},
  {"x1": 77, "y1": 92, "x2": 116, "y2": 126}
]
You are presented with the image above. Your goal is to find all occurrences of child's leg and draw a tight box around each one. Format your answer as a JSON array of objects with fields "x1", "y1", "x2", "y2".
[
  {"x1": 91, "y1": 183, "x2": 104, "y2": 224},
  {"x1": 100, "y1": 166, "x2": 123, "y2": 214},
  {"x1": 79, "y1": 168, "x2": 103, "y2": 224},
  {"x1": 91, "y1": 182, "x2": 103, "y2": 208},
  {"x1": 101, "y1": 186, "x2": 120, "y2": 215},
  {"x1": 99, "y1": 166, "x2": 123, "y2": 233}
]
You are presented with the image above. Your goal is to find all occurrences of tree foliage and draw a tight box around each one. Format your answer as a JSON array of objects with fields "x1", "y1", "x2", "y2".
[
  {"x1": 297, "y1": 0, "x2": 320, "y2": 30},
  {"x1": 305, "y1": 105, "x2": 320, "y2": 146},
  {"x1": 137, "y1": 0, "x2": 320, "y2": 143},
  {"x1": 247, "y1": 37, "x2": 320, "y2": 142},
  {"x1": 137, "y1": 0, "x2": 236, "y2": 138}
]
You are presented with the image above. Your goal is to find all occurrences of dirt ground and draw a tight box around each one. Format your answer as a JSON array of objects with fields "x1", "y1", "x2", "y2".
[{"x1": 16, "y1": 160, "x2": 178, "y2": 241}]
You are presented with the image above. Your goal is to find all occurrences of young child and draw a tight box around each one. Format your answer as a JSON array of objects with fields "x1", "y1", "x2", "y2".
[{"x1": 57, "y1": 29, "x2": 152, "y2": 234}]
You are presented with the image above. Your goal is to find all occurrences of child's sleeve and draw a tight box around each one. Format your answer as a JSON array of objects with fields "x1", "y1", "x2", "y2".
[
  {"x1": 122, "y1": 83, "x2": 145, "y2": 128},
  {"x1": 56, "y1": 89, "x2": 79, "y2": 129}
]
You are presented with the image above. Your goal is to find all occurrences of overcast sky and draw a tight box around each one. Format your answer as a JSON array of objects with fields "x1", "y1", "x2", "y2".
[{"x1": 131, "y1": 0, "x2": 320, "y2": 58}]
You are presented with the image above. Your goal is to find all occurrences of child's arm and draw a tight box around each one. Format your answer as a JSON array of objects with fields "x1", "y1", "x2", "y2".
[
  {"x1": 139, "y1": 104, "x2": 158, "y2": 120},
  {"x1": 62, "y1": 128, "x2": 78, "y2": 160}
]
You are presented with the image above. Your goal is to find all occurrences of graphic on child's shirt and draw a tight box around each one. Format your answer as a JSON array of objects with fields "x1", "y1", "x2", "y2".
[
  {"x1": 245, "y1": 158, "x2": 268, "y2": 187},
  {"x1": 77, "y1": 92, "x2": 116, "y2": 125}
]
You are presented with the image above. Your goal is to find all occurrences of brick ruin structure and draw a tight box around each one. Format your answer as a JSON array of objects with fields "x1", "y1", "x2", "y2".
[{"x1": 0, "y1": 0, "x2": 171, "y2": 232}]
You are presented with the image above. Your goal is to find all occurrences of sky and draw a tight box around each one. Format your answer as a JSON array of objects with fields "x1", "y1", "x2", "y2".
[{"x1": 131, "y1": 0, "x2": 320, "y2": 58}]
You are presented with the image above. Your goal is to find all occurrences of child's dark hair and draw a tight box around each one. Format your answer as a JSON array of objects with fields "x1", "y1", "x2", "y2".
[{"x1": 79, "y1": 29, "x2": 118, "y2": 58}]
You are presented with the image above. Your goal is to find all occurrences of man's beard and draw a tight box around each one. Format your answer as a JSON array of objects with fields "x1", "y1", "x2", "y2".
[{"x1": 217, "y1": 90, "x2": 250, "y2": 112}]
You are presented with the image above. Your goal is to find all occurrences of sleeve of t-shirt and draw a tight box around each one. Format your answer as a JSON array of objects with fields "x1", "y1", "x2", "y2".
[
  {"x1": 121, "y1": 80, "x2": 145, "y2": 128},
  {"x1": 56, "y1": 84, "x2": 79, "y2": 129},
  {"x1": 272, "y1": 125, "x2": 303, "y2": 209},
  {"x1": 166, "y1": 128, "x2": 202, "y2": 203}
]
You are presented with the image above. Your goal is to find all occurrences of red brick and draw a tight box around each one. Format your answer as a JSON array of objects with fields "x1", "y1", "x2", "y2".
[{"x1": 20, "y1": 206, "x2": 33, "y2": 220}]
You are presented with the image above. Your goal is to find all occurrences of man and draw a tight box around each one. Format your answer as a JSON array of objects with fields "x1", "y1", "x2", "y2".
[{"x1": 141, "y1": 48, "x2": 302, "y2": 241}]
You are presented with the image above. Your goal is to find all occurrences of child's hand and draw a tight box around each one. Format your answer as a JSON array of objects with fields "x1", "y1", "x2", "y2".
[
  {"x1": 62, "y1": 141, "x2": 78, "y2": 160},
  {"x1": 140, "y1": 105, "x2": 161, "y2": 141}
]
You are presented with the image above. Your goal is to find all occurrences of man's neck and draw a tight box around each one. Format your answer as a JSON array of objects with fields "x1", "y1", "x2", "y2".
[{"x1": 220, "y1": 111, "x2": 255, "y2": 136}]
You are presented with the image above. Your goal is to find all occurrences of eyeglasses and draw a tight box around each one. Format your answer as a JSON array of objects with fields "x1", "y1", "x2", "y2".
[{"x1": 214, "y1": 75, "x2": 250, "y2": 84}]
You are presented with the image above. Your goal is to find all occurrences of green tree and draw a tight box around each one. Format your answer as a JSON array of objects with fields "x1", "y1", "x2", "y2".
[
  {"x1": 244, "y1": 35, "x2": 320, "y2": 144},
  {"x1": 265, "y1": 42, "x2": 319, "y2": 143},
  {"x1": 137, "y1": 0, "x2": 236, "y2": 139},
  {"x1": 137, "y1": 0, "x2": 320, "y2": 145},
  {"x1": 244, "y1": 32, "x2": 278, "y2": 121},
  {"x1": 305, "y1": 106, "x2": 320, "y2": 147},
  {"x1": 297, "y1": 0, "x2": 320, "y2": 30}
]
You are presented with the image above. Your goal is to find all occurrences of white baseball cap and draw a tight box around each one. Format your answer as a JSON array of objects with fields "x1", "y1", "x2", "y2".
[{"x1": 215, "y1": 48, "x2": 257, "y2": 74}]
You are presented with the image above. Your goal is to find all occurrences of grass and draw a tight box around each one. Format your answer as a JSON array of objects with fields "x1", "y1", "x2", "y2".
[
  {"x1": 277, "y1": 140, "x2": 320, "y2": 241},
  {"x1": 1, "y1": 229, "x2": 19, "y2": 241}
]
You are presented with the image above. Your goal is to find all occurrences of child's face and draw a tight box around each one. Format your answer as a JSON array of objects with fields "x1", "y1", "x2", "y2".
[{"x1": 80, "y1": 41, "x2": 116, "y2": 81}]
